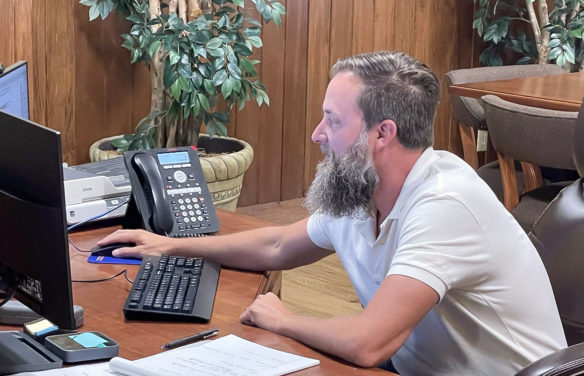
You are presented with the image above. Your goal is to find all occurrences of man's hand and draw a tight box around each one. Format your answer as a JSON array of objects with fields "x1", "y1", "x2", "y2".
[
  {"x1": 97, "y1": 229, "x2": 176, "y2": 258},
  {"x1": 240, "y1": 292, "x2": 294, "y2": 333}
]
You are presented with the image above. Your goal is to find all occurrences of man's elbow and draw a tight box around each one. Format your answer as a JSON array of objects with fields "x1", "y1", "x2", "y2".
[{"x1": 345, "y1": 339, "x2": 397, "y2": 369}]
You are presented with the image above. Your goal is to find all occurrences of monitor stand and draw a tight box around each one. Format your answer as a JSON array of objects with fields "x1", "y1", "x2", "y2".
[{"x1": 0, "y1": 300, "x2": 84, "y2": 328}]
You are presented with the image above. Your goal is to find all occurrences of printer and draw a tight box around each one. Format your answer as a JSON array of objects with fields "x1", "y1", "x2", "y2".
[{"x1": 63, "y1": 157, "x2": 131, "y2": 225}]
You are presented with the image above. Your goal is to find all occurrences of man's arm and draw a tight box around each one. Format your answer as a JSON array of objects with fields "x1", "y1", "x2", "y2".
[
  {"x1": 240, "y1": 274, "x2": 438, "y2": 368},
  {"x1": 99, "y1": 218, "x2": 333, "y2": 271}
]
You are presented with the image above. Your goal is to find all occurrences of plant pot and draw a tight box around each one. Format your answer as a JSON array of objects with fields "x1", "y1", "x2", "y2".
[{"x1": 89, "y1": 134, "x2": 253, "y2": 211}]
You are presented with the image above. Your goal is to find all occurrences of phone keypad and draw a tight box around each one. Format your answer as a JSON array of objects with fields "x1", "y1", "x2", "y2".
[{"x1": 166, "y1": 170, "x2": 214, "y2": 237}]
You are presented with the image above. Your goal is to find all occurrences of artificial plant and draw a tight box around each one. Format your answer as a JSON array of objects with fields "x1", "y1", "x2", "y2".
[
  {"x1": 81, "y1": 0, "x2": 285, "y2": 151},
  {"x1": 473, "y1": 0, "x2": 583, "y2": 70}
]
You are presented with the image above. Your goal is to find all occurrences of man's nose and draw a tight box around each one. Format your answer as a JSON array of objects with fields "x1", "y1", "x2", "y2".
[{"x1": 311, "y1": 120, "x2": 327, "y2": 144}]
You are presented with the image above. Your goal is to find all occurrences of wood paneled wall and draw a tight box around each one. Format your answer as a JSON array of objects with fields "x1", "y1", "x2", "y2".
[{"x1": 0, "y1": 0, "x2": 478, "y2": 207}]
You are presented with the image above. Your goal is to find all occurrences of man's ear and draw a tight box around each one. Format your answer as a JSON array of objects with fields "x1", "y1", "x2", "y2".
[{"x1": 374, "y1": 119, "x2": 397, "y2": 147}]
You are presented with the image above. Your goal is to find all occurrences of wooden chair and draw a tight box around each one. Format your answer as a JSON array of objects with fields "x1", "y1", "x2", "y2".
[{"x1": 481, "y1": 95, "x2": 579, "y2": 232}]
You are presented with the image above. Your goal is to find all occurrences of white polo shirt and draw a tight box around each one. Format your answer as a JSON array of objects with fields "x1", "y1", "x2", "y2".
[{"x1": 307, "y1": 148, "x2": 566, "y2": 376}]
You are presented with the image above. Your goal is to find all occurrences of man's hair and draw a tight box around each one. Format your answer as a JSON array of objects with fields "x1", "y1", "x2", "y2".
[{"x1": 330, "y1": 51, "x2": 440, "y2": 149}]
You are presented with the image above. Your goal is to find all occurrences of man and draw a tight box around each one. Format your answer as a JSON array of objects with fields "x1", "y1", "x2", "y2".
[{"x1": 101, "y1": 51, "x2": 566, "y2": 375}]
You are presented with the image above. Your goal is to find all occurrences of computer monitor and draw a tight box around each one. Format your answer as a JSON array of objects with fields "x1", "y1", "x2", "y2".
[
  {"x1": 0, "y1": 109, "x2": 77, "y2": 330},
  {"x1": 0, "y1": 61, "x2": 29, "y2": 120}
]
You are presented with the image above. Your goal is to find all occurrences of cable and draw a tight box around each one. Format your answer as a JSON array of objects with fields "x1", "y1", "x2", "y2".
[
  {"x1": 72, "y1": 269, "x2": 133, "y2": 284},
  {"x1": 67, "y1": 200, "x2": 134, "y2": 285},
  {"x1": 68, "y1": 237, "x2": 90, "y2": 253},
  {"x1": 66, "y1": 199, "x2": 129, "y2": 232}
]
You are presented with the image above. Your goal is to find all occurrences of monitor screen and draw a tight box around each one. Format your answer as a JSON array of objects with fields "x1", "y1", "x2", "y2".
[
  {"x1": 0, "y1": 109, "x2": 77, "y2": 330},
  {"x1": 0, "y1": 61, "x2": 29, "y2": 120}
]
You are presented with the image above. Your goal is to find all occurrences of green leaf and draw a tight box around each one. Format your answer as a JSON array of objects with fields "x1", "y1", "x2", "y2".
[
  {"x1": 97, "y1": 0, "x2": 114, "y2": 19},
  {"x1": 233, "y1": 42, "x2": 252, "y2": 56},
  {"x1": 233, "y1": 0, "x2": 244, "y2": 6},
  {"x1": 248, "y1": 35, "x2": 263, "y2": 48},
  {"x1": 261, "y1": 90, "x2": 270, "y2": 106},
  {"x1": 111, "y1": 137, "x2": 130, "y2": 149},
  {"x1": 126, "y1": 14, "x2": 142, "y2": 24},
  {"x1": 203, "y1": 78, "x2": 215, "y2": 95},
  {"x1": 89, "y1": 4, "x2": 100, "y2": 21},
  {"x1": 215, "y1": 121, "x2": 227, "y2": 137},
  {"x1": 130, "y1": 49, "x2": 141, "y2": 63},
  {"x1": 221, "y1": 78, "x2": 233, "y2": 99},
  {"x1": 148, "y1": 40, "x2": 161, "y2": 59},
  {"x1": 178, "y1": 76, "x2": 190, "y2": 91},
  {"x1": 272, "y1": 2, "x2": 286, "y2": 14},
  {"x1": 232, "y1": 77, "x2": 242, "y2": 93},
  {"x1": 562, "y1": 44, "x2": 576, "y2": 63},
  {"x1": 549, "y1": 46, "x2": 562, "y2": 60},
  {"x1": 548, "y1": 38, "x2": 561, "y2": 48},
  {"x1": 191, "y1": 96, "x2": 201, "y2": 118},
  {"x1": 483, "y1": 19, "x2": 509, "y2": 44},
  {"x1": 198, "y1": 94, "x2": 210, "y2": 111},
  {"x1": 569, "y1": 28, "x2": 584, "y2": 38},
  {"x1": 227, "y1": 63, "x2": 242, "y2": 79},
  {"x1": 198, "y1": 63, "x2": 210, "y2": 78},
  {"x1": 80, "y1": 0, "x2": 96, "y2": 6},
  {"x1": 556, "y1": 53, "x2": 566, "y2": 67},
  {"x1": 213, "y1": 69, "x2": 228, "y2": 86},
  {"x1": 239, "y1": 58, "x2": 255, "y2": 74},
  {"x1": 244, "y1": 27, "x2": 261, "y2": 37},
  {"x1": 516, "y1": 56, "x2": 532, "y2": 64},
  {"x1": 206, "y1": 37, "x2": 222, "y2": 49},
  {"x1": 207, "y1": 47, "x2": 225, "y2": 57},
  {"x1": 169, "y1": 50, "x2": 180, "y2": 65},
  {"x1": 171, "y1": 79, "x2": 182, "y2": 101},
  {"x1": 206, "y1": 118, "x2": 217, "y2": 138},
  {"x1": 272, "y1": 8, "x2": 282, "y2": 25},
  {"x1": 213, "y1": 57, "x2": 226, "y2": 70},
  {"x1": 178, "y1": 62, "x2": 193, "y2": 78}
]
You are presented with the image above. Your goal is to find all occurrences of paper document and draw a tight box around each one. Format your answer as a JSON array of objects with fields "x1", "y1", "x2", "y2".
[{"x1": 15, "y1": 334, "x2": 319, "y2": 376}]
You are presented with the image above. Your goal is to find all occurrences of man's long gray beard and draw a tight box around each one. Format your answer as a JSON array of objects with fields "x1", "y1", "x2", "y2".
[{"x1": 305, "y1": 130, "x2": 379, "y2": 218}]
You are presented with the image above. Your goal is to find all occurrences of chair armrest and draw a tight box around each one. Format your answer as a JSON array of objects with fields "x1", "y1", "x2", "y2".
[{"x1": 515, "y1": 343, "x2": 584, "y2": 376}]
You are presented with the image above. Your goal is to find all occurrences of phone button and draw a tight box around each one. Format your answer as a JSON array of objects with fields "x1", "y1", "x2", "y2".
[{"x1": 174, "y1": 170, "x2": 187, "y2": 183}]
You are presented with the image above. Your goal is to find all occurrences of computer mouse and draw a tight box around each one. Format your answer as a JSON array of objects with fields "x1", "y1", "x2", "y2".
[{"x1": 90, "y1": 242, "x2": 135, "y2": 257}]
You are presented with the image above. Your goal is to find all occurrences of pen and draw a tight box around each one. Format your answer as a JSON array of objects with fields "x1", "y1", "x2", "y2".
[{"x1": 161, "y1": 328, "x2": 219, "y2": 349}]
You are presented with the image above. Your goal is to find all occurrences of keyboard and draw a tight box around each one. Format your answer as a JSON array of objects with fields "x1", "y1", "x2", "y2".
[{"x1": 123, "y1": 254, "x2": 220, "y2": 322}]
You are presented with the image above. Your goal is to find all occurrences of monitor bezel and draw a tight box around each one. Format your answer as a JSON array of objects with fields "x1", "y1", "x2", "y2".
[{"x1": 0, "y1": 109, "x2": 76, "y2": 330}]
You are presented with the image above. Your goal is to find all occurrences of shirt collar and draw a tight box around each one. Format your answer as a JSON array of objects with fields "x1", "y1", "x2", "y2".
[{"x1": 384, "y1": 147, "x2": 439, "y2": 221}]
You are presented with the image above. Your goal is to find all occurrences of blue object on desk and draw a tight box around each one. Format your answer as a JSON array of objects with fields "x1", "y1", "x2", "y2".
[{"x1": 87, "y1": 255, "x2": 141, "y2": 265}]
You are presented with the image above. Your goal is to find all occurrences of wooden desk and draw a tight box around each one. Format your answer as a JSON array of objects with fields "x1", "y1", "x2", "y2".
[
  {"x1": 448, "y1": 71, "x2": 584, "y2": 111},
  {"x1": 62, "y1": 210, "x2": 390, "y2": 375}
]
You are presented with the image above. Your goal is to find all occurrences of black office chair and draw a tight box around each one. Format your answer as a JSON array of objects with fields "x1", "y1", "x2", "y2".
[{"x1": 513, "y1": 101, "x2": 584, "y2": 376}]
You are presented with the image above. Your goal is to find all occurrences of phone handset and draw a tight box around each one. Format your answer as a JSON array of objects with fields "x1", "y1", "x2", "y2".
[{"x1": 131, "y1": 153, "x2": 174, "y2": 235}]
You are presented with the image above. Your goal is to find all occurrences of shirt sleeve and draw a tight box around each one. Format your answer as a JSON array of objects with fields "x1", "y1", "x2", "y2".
[
  {"x1": 306, "y1": 214, "x2": 335, "y2": 250},
  {"x1": 388, "y1": 194, "x2": 491, "y2": 300}
]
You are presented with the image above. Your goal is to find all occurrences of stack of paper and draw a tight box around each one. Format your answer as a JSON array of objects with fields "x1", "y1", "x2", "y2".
[{"x1": 16, "y1": 334, "x2": 320, "y2": 376}]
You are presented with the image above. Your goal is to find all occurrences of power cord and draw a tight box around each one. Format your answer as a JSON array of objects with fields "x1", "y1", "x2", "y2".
[
  {"x1": 72, "y1": 269, "x2": 133, "y2": 284},
  {"x1": 67, "y1": 199, "x2": 134, "y2": 284}
]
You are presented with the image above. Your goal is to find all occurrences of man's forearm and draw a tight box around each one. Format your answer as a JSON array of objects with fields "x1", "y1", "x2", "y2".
[
  {"x1": 276, "y1": 313, "x2": 404, "y2": 368},
  {"x1": 173, "y1": 225, "x2": 286, "y2": 270},
  {"x1": 169, "y1": 218, "x2": 327, "y2": 271}
]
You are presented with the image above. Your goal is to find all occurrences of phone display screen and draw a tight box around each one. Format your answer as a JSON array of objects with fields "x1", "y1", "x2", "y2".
[{"x1": 158, "y1": 151, "x2": 190, "y2": 165}]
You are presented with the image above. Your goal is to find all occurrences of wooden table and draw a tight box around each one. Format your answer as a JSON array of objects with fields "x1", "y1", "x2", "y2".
[
  {"x1": 36, "y1": 210, "x2": 390, "y2": 375},
  {"x1": 448, "y1": 71, "x2": 584, "y2": 111}
]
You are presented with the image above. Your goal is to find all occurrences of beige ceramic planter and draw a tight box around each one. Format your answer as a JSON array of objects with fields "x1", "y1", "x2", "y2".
[{"x1": 89, "y1": 134, "x2": 253, "y2": 211}]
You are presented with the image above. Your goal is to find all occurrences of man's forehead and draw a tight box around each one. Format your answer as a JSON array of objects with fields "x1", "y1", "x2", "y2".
[{"x1": 323, "y1": 73, "x2": 362, "y2": 112}]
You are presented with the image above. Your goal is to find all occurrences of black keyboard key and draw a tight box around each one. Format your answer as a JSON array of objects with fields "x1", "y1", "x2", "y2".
[{"x1": 123, "y1": 255, "x2": 220, "y2": 322}]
